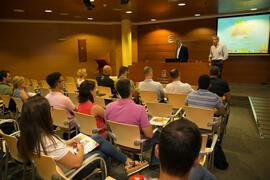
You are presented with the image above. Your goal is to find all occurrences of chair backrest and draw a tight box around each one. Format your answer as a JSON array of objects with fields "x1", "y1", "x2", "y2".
[
  {"x1": 94, "y1": 97, "x2": 105, "y2": 108},
  {"x1": 0, "y1": 130, "x2": 23, "y2": 163},
  {"x1": 12, "y1": 97, "x2": 23, "y2": 113},
  {"x1": 107, "y1": 120, "x2": 141, "y2": 150},
  {"x1": 184, "y1": 106, "x2": 214, "y2": 130},
  {"x1": 201, "y1": 134, "x2": 208, "y2": 151},
  {"x1": 39, "y1": 88, "x2": 50, "y2": 97},
  {"x1": 139, "y1": 91, "x2": 158, "y2": 104},
  {"x1": 0, "y1": 94, "x2": 10, "y2": 108},
  {"x1": 67, "y1": 93, "x2": 79, "y2": 107},
  {"x1": 65, "y1": 83, "x2": 77, "y2": 93},
  {"x1": 74, "y1": 112, "x2": 97, "y2": 136},
  {"x1": 40, "y1": 80, "x2": 50, "y2": 89},
  {"x1": 191, "y1": 85, "x2": 198, "y2": 91},
  {"x1": 65, "y1": 76, "x2": 75, "y2": 84},
  {"x1": 25, "y1": 86, "x2": 35, "y2": 93},
  {"x1": 33, "y1": 154, "x2": 67, "y2": 180},
  {"x1": 146, "y1": 102, "x2": 173, "y2": 117},
  {"x1": 167, "y1": 93, "x2": 187, "y2": 109},
  {"x1": 24, "y1": 78, "x2": 31, "y2": 87},
  {"x1": 51, "y1": 108, "x2": 69, "y2": 129}
]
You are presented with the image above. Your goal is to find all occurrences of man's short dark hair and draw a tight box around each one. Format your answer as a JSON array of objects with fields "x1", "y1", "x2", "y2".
[
  {"x1": 116, "y1": 78, "x2": 131, "y2": 99},
  {"x1": 144, "y1": 66, "x2": 152, "y2": 76},
  {"x1": 198, "y1": 74, "x2": 210, "y2": 89},
  {"x1": 170, "y1": 69, "x2": 179, "y2": 79},
  {"x1": 46, "y1": 72, "x2": 61, "y2": 89},
  {"x1": 0, "y1": 70, "x2": 9, "y2": 82},
  {"x1": 210, "y1": 66, "x2": 219, "y2": 76},
  {"x1": 159, "y1": 118, "x2": 202, "y2": 177}
]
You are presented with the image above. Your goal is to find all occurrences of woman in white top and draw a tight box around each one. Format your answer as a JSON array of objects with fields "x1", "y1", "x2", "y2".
[
  {"x1": 18, "y1": 95, "x2": 148, "y2": 179},
  {"x1": 76, "y1": 68, "x2": 87, "y2": 87}
]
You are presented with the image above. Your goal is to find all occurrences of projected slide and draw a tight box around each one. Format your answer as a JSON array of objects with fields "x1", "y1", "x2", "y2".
[{"x1": 217, "y1": 14, "x2": 270, "y2": 53}]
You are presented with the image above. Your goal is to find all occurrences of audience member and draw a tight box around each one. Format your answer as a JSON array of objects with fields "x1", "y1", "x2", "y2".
[
  {"x1": 78, "y1": 80, "x2": 106, "y2": 137},
  {"x1": 106, "y1": 79, "x2": 160, "y2": 166},
  {"x1": 45, "y1": 72, "x2": 76, "y2": 128},
  {"x1": 76, "y1": 68, "x2": 87, "y2": 87},
  {"x1": 156, "y1": 118, "x2": 217, "y2": 180},
  {"x1": 12, "y1": 76, "x2": 30, "y2": 102},
  {"x1": 18, "y1": 95, "x2": 148, "y2": 179},
  {"x1": 0, "y1": 70, "x2": 12, "y2": 95},
  {"x1": 185, "y1": 74, "x2": 225, "y2": 115},
  {"x1": 209, "y1": 66, "x2": 231, "y2": 103},
  {"x1": 165, "y1": 69, "x2": 193, "y2": 94},
  {"x1": 138, "y1": 66, "x2": 165, "y2": 102},
  {"x1": 96, "y1": 65, "x2": 116, "y2": 95}
]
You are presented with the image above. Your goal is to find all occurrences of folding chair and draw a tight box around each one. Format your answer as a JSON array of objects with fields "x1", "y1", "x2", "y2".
[
  {"x1": 67, "y1": 92, "x2": 79, "y2": 107},
  {"x1": 167, "y1": 93, "x2": 187, "y2": 109},
  {"x1": 40, "y1": 80, "x2": 50, "y2": 89},
  {"x1": 97, "y1": 86, "x2": 112, "y2": 100},
  {"x1": 0, "y1": 95, "x2": 11, "y2": 118},
  {"x1": 74, "y1": 112, "x2": 105, "y2": 136},
  {"x1": 200, "y1": 134, "x2": 218, "y2": 169},
  {"x1": 139, "y1": 91, "x2": 158, "y2": 104},
  {"x1": 12, "y1": 97, "x2": 23, "y2": 121},
  {"x1": 94, "y1": 97, "x2": 105, "y2": 108},
  {"x1": 146, "y1": 102, "x2": 173, "y2": 117},
  {"x1": 30, "y1": 79, "x2": 39, "y2": 89},
  {"x1": 39, "y1": 88, "x2": 50, "y2": 97},
  {"x1": 65, "y1": 83, "x2": 77, "y2": 93},
  {"x1": 65, "y1": 76, "x2": 75, "y2": 84},
  {"x1": 51, "y1": 108, "x2": 77, "y2": 139},
  {"x1": 191, "y1": 85, "x2": 198, "y2": 91},
  {"x1": 25, "y1": 86, "x2": 35, "y2": 93},
  {"x1": 33, "y1": 153, "x2": 107, "y2": 180},
  {"x1": 106, "y1": 120, "x2": 148, "y2": 163},
  {"x1": 0, "y1": 130, "x2": 35, "y2": 180}
]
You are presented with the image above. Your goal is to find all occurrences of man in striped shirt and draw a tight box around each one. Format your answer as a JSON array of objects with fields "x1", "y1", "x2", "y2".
[{"x1": 185, "y1": 74, "x2": 225, "y2": 115}]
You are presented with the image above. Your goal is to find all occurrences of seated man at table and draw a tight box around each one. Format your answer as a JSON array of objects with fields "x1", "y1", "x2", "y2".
[
  {"x1": 185, "y1": 74, "x2": 225, "y2": 115},
  {"x1": 209, "y1": 66, "x2": 231, "y2": 103},
  {"x1": 105, "y1": 78, "x2": 160, "y2": 166},
  {"x1": 96, "y1": 65, "x2": 116, "y2": 95},
  {"x1": 46, "y1": 72, "x2": 77, "y2": 130},
  {"x1": 165, "y1": 69, "x2": 193, "y2": 95},
  {"x1": 156, "y1": 118, "x2": 217, "y2": 180},
  {"x1": 138, "y1": 66, "x2": 165, "y2": 102}
]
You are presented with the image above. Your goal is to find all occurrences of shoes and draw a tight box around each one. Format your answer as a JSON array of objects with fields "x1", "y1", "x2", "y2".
[{"x1": 125, "y1": 161, "x2": 149, "y2": 176}]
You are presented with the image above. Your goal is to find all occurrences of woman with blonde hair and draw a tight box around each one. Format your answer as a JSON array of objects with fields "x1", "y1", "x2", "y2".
[
  {"x1": 77, "y1": 68, "x2": 87, "y2": 87},
  {"x1": 12, "y1": 76, "x2": 29, "y2": 102}
]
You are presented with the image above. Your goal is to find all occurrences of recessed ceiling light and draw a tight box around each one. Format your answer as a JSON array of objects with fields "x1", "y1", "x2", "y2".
[
  {"x1": 194, "y1": 14, "x2": 200, "y2": 17},
  {"x1": 250, "y1": 8, "x2": 258, "y2": 11},
  {"x1": 151, "y1": 19, "x2": 156, "y2": 21},
  {"x1": 45, "y1": 9, "x2": 52, "y2": 13},
  {"x1": 178, "y1": 3, "x2": 186, "y2": 6},
  {"x1": 13, "y1": 9, "x2": 24, "y2": 13},
  {"x1": 125, "y1": 10, "x2": 132, "y2": 14},
  {"x1": 88, "y1": 17, "x2": 93, "y2": 20},
  {"x1": 74, "y1": 16, "x2": 81, "y2": 18},
  {"x1": 90, "y1": 0, "x2": 94, "y2": 2},
  {"x1": 59, "y1": 13, "x2": 69, "y2": 16}
]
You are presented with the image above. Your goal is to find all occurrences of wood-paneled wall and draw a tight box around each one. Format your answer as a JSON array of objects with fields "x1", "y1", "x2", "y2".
[
  {"x1": 137, "y1": 19, "x2": 270, "y2": 84},
  {"x1": 0, "y1": 22, "x2": 122, "y2": 80}
]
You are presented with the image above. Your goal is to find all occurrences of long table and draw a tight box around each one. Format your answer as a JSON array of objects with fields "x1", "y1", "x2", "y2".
[{"x1": 128, "y1": 62, "x2": 209, "y2": 85}]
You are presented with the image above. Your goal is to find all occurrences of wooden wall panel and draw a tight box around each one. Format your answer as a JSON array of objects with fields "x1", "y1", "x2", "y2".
[
  {"x1": 0, "y1": 22, "x2": 122, "y2": 80},
  {"x1": 138, "y1": 19, "x2": 270, "y2": 84}
]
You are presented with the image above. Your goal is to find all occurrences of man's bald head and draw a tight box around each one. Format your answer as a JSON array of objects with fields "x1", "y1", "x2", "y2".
[{"x1": 103, "y1": 65, "x2": 112, "y2": 75}]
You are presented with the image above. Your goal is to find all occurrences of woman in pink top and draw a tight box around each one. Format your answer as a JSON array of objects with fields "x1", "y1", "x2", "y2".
[{"x1": 78, "y1": 80, "x2": 106, "y2": 137}]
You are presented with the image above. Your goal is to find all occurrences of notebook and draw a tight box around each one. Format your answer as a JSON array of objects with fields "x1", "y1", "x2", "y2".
[{"x1": 69, "y1": 133, "x2": 99, "y2": 155}]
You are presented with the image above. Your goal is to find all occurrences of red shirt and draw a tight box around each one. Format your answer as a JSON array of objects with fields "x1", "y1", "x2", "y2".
[{"x1": 78, "y1": 102, "x2": 105, "y2": 137}]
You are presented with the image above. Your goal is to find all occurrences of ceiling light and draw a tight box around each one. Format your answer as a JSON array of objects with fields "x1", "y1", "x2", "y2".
[
  {"x1": 45, "y1": 9, "x2": 52, "y2": 13},
  {"x1": 250, "y1": 8, "x2": 258, "y2": 11},
  {"x1": 60, "y1": 13, "x2": 69, "y2": 16},
  {"x1": 151, "y1": 19, "x2": 156, "y2": 21},
  {"x1": 178, "y1": 3, "x2": 186, "y2": 6},
  {"x1": 13, "y1": 9, "x2": 24, "y2": 13},
  {"x1": 88, "y1": 17, "x2": 93, "y2": 20},
  {"x1": 90, "y1": 0, "x2": 94, "y2": 2},
  {"x1": 125, "y1": 10, "x2": 132, "y2": 14},
  {"x1": 194, "y1": 14, "x2": 200, "y2": 17}
]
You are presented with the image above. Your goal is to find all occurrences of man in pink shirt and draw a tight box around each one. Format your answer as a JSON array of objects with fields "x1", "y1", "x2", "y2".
[
  {"x1": 105, "y1": 78, "x2": 160, "y2": 166},
  {"x1": 46, "y1": 72, "x2": 76, "y2": 129}
]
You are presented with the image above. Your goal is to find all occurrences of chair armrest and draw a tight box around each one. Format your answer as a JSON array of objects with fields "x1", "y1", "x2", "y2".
[
  {"x1": 66, "y1": 153, "x2": 107, "y2": 179},
  {"x1": 169, "y1": 108, "x2": 183, "y2": 119},
  {"x1": 200, "y1": 134, "x2": 218, "y2": 155},
  {"x1": 134, "y1": 139, "x2": 147, "y2": 146},
  {"x1": 63, "y1": 119, "x2": 73, "y2": 125},
  {"x1": 92, "y1": 127, "x2": 105, "y2": 134},
  {"x1": 207, "y1": 117, "x2": 221, "y2": 126}
]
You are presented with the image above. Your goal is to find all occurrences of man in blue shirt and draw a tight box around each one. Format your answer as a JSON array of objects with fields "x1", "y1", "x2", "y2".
[{"x1": 185, "y1": 74, "x2": 225, "y2": 115}]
